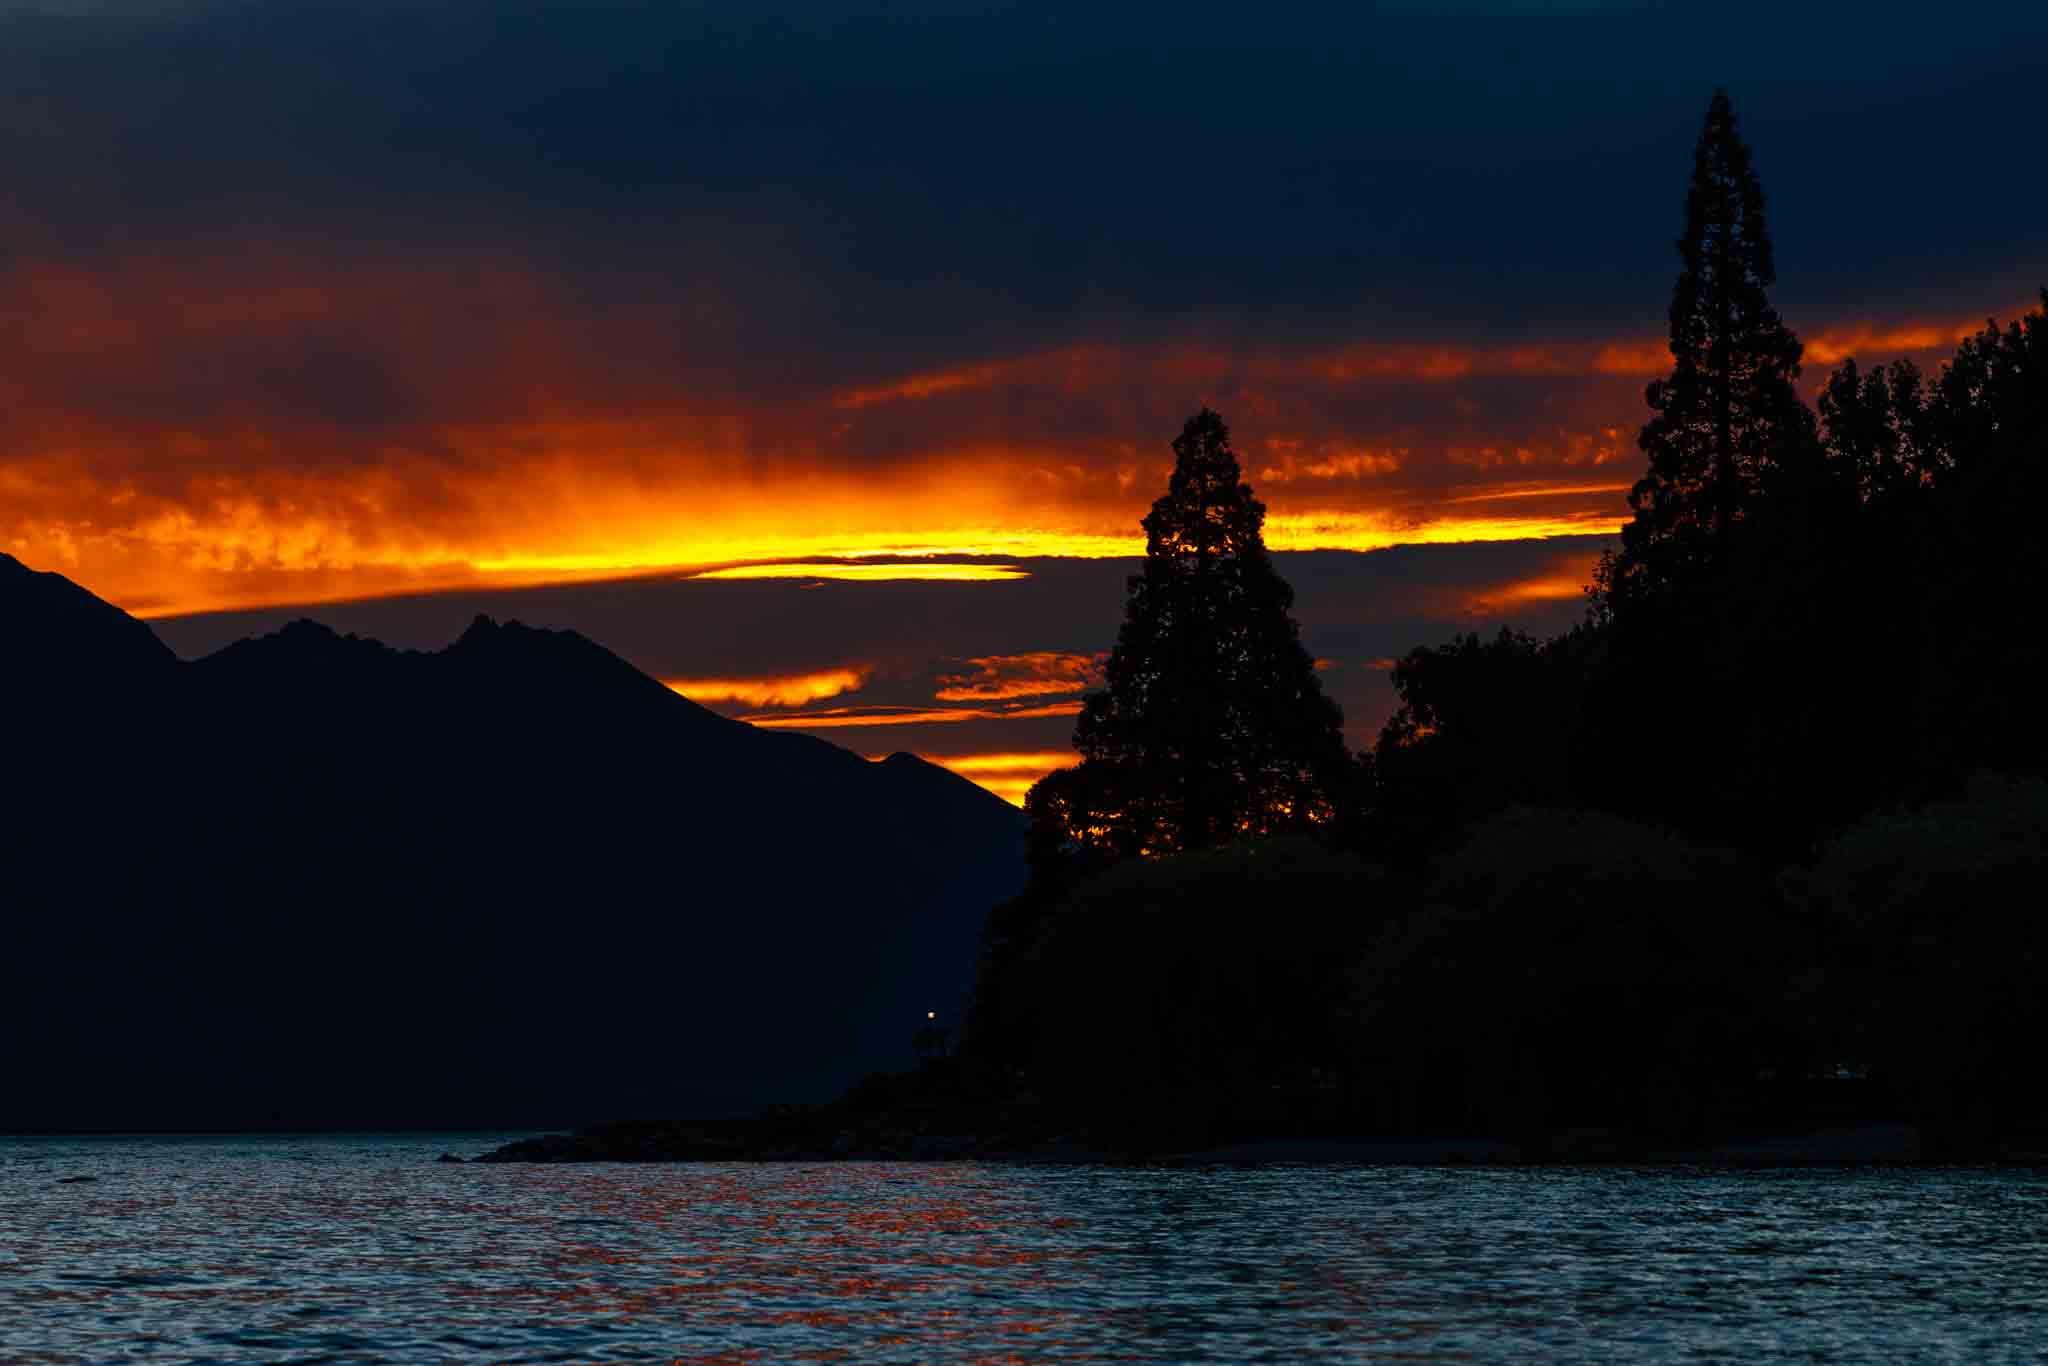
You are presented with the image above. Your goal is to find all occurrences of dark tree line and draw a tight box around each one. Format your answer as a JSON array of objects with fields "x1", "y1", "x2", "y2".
[
  {"x1": 1381, "y1": 91, "x2": 2047, "y2": 860},
  {"x1": 959, "y1": 90, "x2": 2045, "y2": 1154},
  {"x1": 1017, "y1": 91, "x2": 2046, "y2": 878}
]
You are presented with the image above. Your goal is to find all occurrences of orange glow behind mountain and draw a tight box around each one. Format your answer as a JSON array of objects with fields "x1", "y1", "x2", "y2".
[
  {"x1": 909, "y1": 752, "x2": 1081, "y2": 806},
  {"x1": 744, "y1": 702, "x2": 1084, "y2": 729},
  {"x1": 4, "y1": 451, "x2": 1635, "y2": 619}
]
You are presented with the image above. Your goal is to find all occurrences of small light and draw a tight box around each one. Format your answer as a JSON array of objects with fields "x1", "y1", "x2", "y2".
[{"x1": 927, "y1": 1011, "x2": 936, "y2": 1020}]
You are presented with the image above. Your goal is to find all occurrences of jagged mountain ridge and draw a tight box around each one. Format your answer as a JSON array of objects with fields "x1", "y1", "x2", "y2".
[{"x1": 0, "y1": 555, "x2": 1025, "y2": 1130}]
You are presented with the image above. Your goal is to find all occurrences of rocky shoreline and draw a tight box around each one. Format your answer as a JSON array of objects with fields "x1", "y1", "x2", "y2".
[
  {"x1": 467, "y1": 1118, "x2": 2048, "y2": 1167},
  {"x1": 471, "y1": 1085, "x2": 1101, "y2": 1164},
  {"x1": 460, "y1": 1070, "x2": 2048, "y2": 1167}
]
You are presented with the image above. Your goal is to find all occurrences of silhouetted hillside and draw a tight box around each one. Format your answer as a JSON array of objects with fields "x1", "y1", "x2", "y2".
[
  {"x1": 0, "y1": 561, "x2": 1025, "y2": 1131},
  {"x1": 2, "y1": 552, "x2": 179, "y2": 685}
]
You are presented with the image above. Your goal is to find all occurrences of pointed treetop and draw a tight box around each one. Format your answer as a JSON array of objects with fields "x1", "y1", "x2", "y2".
[
  {"x1": 1602, "y1": 88, "x2": 1819, "y2": 611},
  {"x1": 1141, "y1": 407, "x2": 1269, "y2": 567},
  {"x1": 1027, "y1": 407, "x2": 1352, "y2": 862},
  {"x1": 1675, "y1": 87, "x2": 1779, "y2": 316}
]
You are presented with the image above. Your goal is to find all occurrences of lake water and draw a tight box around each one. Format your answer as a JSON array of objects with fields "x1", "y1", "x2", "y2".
[{"x1": 4, "y1": 1135, "x2": 2045, "y2": 1363}]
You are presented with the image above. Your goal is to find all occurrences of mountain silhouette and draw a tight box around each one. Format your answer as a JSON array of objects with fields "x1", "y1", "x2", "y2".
[
  {"x1": 3, "y1": 553, "x2": 179, "y2": 684},
  {"x1": 0, "y1": 554, "x2": 1024, "y2": 1131}
]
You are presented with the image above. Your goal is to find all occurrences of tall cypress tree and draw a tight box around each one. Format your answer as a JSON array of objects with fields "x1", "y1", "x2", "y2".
[
  {"x1": 1578, "y1": 92, "x2": 1835, "y2": 846},
  {"x1": 1030, "y1": 409, "x2": 1351, "y2": 861},
  {"x1": 1604, "y1": 90, "x2": 1818, "y2": 612}
]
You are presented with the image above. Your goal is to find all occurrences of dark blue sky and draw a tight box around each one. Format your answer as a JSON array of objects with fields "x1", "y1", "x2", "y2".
[{"x1": 7, "y1": 1, "x2": 2043, "y2": 364}]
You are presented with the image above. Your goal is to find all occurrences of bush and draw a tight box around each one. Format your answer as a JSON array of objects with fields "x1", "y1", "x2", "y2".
[
  {"x1": 1795, "y1": 774, "x2": 2048, "y2": 1151},
  {"x1": 1353, "y1": 807, "x2": 1797, "y2": 1139},
  {"x1": 995, "y1": 838, "x2": 1393, "y2": 1106}
]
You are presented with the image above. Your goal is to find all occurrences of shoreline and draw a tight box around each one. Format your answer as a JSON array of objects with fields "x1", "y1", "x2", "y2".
[{"x1": 467, "y1": 1119, "x2": 2048, "y2": 1167}]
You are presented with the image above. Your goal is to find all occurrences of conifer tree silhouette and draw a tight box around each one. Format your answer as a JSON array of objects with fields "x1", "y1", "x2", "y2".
[
  {"x1": 1028, "y1": 409, "x2": 1351, "y2": 862},
  {"x1": 1600, "y1": 89, "x2": 1819, "y2": 614},
  {"x1": 1577, "y1": 91, "x2": 1833, "y2": 843}
]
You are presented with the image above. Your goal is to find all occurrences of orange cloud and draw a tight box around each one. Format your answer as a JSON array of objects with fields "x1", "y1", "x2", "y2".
[
  {"x1": 1297, "y1": 340, "x2": 1647, "y2": 384},
  {"x1": 1804, "y1": 317, "x2": 1987, "y2": 366},
  {"x1": 837, "y1": 336, "x2": 1672, "y2": 413},
  {"x1": 1263, "y1": 508, "x2": 1628, "y2": 550},
  {"x1": 1456, "y1": 545, "x2": 1610, "y2": 618},
  {"x1": 1257, "y1": 448, "x2": 1404, "y2": 483},
  {"x1": 666, "y1": 669, "x2": 869, "y2": 708},
  {"x1": 934, "y1": 652, "x2": 1105, "y2": 701},
  {"x1": 1465, "y1": 574, "x2": 1590, "y2": 614},
  {"x1": 1444, "y1": 481, "x2": 1636, "y2": 504},
  {"x1": 687, "y1": 562, "x2": 1028, "y2": 583},
  {"x1": 1593, "y1": 340, "x2": 1673, "y2": 375},
  {"x1": 831, "y1": 347, "x2": 1117, "y2": 408}
]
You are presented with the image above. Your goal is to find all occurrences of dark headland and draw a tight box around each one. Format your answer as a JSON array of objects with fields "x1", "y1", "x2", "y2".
[
  {"x1": 469, "y1": 810, "x2": 2044, "y2": 1168},
  {"x1": 478, "y1": 95, "x2": 2048, "y2": 1168}
]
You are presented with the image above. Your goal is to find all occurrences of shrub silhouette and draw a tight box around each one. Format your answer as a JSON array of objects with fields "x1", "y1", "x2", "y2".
[
  {"x1": 1351, "y1": 808, "x2": 1796, "y2": 1141},
  {"x1": 995, "y1": 839, "x2": 1391, "y2": 1119},
  {"x1": 1793, "y1": 776, "x2": 2048, "y2": 1154}
]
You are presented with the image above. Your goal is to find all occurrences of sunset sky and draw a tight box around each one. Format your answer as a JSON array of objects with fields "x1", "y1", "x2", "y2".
[{"x1": 8, "y1": 2, "x2": 2044, "y2": 802}]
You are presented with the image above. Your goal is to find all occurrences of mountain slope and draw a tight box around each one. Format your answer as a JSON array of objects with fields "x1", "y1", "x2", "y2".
[
  {"x1": 1, "y1": 551, "x2": 179, "y2": 685},
  {"x1": 1, "y1": 566, "x2": 1025, "y2": 1130}
]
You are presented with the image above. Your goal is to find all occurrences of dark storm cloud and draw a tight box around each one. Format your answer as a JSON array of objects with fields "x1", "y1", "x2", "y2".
[{"x1": 6, "y1": 0, "x2": 2043, "y2": 376}]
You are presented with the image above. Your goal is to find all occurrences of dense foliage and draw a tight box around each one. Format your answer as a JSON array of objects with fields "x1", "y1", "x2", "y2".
[
  {"x1": 991, "y1": 840, "x2": 1385, "y2": 1084},
  {"x1": 1351, "y1": 809, "x2": 1797, "y2": 1142},
  {"x1": 1790, "y1": 777, "x2": 2048, "y2": 1154}
]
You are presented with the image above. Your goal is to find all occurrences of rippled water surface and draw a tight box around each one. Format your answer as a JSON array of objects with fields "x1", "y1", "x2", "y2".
[{"x1": 4, "y1": 1136, "x2": 2046, "y2": 1362}]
